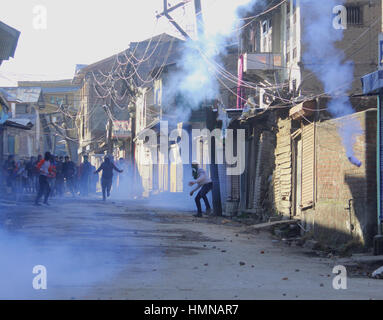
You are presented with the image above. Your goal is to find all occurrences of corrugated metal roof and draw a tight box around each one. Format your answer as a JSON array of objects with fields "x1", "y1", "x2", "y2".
[
  {"x1": 0, "y1": 87, "x2": 42, "y2": 103},
  {"x1": 7, "y1": 118, "x2": 33, "y2": 127},
  {"x1": 0, "y1": 20, "x2": 20, "y2": 61},
  {"x1": 0, "y1": 87, "x2": 18, "y2": 102},
  {"x1": 4, "y1": 118, "x2": 33, "y2": 130},
  {"x1": 41, "y1": 86, "x2": 80, "y2": 94}
]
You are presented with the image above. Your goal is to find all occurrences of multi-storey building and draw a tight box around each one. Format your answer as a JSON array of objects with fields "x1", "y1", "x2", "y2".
[
  {"x1": 235, "y1": 0, "x2": 382, "y2": 247},
  {"x1": 18, "y1": 80, "x2": 81, "y2": 161}
]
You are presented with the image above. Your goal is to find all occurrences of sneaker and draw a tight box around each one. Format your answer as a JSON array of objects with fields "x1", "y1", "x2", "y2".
[
  {"x1": 34, "y1": 202, "x2": 41, "y2": 206},
  {"x1": 193, "y1": 213, "x2": 203, "y2": 218},
  {"x1": 206, "y1": 208, "x2": 212, "y2": 215},
  {"x1": 43, "y1": 202, "x2": 50, "y2": 206}
]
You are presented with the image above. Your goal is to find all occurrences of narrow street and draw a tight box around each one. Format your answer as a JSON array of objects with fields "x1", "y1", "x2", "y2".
[{"x1": 0, "y1": 195, "x2": 382, "y2": 300}]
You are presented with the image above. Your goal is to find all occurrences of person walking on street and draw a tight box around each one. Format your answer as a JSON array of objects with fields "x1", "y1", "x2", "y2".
[
  {"x1": 55, "y1": 156, "x2": 64, "y2": 196},
  {"x1": 79, "y1": 155, "x2": 92, "y2": 196},
  {"x1": 188, "y1": 161, "x2": 213, "y2": 218},
  {"x1": 94, "y1": 156, "x2": 123, "y2": 201},
  {"x1": 63, "y1": 156, "x2": 76, "y2": 196},
  {"x1": 34, "y1": 152, "x2": 54, "y2": 206},
  {"x1": 26, "y1": 156, "x2": 36, "y2": 193},
  {"x1": 33, "y1": 155, "x2": 42, "y2": 192},
  {"x1": 3, "y1": 155, "x2": 16, "y2": 193}
]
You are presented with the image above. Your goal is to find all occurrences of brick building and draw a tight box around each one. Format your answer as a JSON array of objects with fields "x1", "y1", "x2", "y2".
[{"x1": 231, "y1": 0, "x2": 381, "y2": 247}]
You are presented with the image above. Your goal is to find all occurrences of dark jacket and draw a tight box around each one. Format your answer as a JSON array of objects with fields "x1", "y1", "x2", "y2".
[
  {"x1": 95, "y1": 161, "x2": 122, "y2": 180},
  {"x1": 62, "y1": 161, "x2": 76, "y2": 178}
]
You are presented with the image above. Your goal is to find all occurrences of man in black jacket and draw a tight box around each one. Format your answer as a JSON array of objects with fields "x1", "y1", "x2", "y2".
[
  {"x1": 62, "y1": 156, "x2": 76, "y2": 196},
  {"x1": 94, "y1": 156, "x2": 123, "y2": 201}
]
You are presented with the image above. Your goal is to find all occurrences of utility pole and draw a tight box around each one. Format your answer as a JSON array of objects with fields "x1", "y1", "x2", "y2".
[
  {"x1": 159, "y1": 0, "x2": 222, "y2": 216},
  {"x1": 194, "y1": 0, "x2": 222, "y2": 216},
  {"x1": 157, "y1": 0, "x2": 192, "y2": 40},
  {"x1": 194, "y1": 0, "x2": 204, "y2": 40},
  {"x1": 106, "y1": 96, "x2": 114, "y2": 156}
]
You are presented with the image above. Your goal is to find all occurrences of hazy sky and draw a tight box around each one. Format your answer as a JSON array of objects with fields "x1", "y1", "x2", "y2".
[{"x1": 0, "y1": 0, "x2": 204, "y2": 86}]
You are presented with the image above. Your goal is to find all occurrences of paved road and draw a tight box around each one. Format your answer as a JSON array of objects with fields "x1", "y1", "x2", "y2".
[{"x1": 0, "y1": 195, "x2": 382, "y2": 300}]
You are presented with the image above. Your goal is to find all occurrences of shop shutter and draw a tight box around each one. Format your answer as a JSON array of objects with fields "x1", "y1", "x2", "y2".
[{"x1": 301, "y1": 123, "x2": 315, "y2": 208}]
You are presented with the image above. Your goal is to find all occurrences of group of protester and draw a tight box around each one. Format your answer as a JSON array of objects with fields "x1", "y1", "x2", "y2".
[
  {"x1": 2, "y1": 151, "x2": 214, "y2": 216},
  {"x1": 1, "y1": 152, "x2": 127, "y2": 205}
]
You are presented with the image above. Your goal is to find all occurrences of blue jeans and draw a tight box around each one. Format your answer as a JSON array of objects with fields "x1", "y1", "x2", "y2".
[{"x1": 195, "y1": 182, "x2": 213, "y2": 214}]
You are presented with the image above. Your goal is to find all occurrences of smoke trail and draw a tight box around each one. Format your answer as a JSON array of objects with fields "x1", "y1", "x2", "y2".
[
  {"x1": 301, "y1": 0, "x2": 363, "y2": 160},
  {"x1": 162, "y1": 0, "x2": 260, "y2": 123}
]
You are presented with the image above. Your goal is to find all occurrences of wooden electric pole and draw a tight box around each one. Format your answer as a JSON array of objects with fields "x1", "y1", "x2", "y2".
[{"x1": 159, "y1": 0, "x2": 223, "y2": 216}]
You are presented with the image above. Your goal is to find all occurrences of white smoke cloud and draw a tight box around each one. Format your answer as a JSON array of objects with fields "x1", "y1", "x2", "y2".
[
  {"x1": 161, "y1": 0, "x2": 259, "y2": 123},
  {"x1": 301, "y1": 0, "x2": 363, "y2": 159}
]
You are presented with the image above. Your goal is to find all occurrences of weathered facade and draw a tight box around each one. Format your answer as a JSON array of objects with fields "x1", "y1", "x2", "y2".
[
  {"x1": 74, "y1": 33, "x2": 183, "y2": 164},
  {"x1": 0, "y1": 87, "x2": 44, "y2": 159},
  {"x1": 234, "y1": 0, "x2": 382, "y2": 247},
  {"x1": 18, "y1": 80, "x2": 81, "y2": 161},
  {"x1": 0, "y1": 20, "x2": 20, "y2": 67}
]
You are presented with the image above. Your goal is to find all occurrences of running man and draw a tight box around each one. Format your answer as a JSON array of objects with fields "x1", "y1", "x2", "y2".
[{"x1": 94, "y1": 156, "x2": 123, "y2": 201}]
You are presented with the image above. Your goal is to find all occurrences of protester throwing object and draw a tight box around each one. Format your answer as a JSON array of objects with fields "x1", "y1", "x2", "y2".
[{"x1": 188, "y1": 161, "x2": 213, "y2": 218}]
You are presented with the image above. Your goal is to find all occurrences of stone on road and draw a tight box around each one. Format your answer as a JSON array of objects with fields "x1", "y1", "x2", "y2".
[{"x1": 0, "y1": 197, "x2": 382, "y2": 300}]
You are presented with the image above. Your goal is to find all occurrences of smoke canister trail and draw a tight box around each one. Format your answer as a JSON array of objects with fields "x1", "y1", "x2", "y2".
[
  {"x1": 348, "y1": 156, "x2": 362, "y2": 168},
  {"x1": 300, "y1": 0, "x2": 363, "y2": 166},
  {"x1": 163, "y1": 0, "x2": 260, "y2": 122}
]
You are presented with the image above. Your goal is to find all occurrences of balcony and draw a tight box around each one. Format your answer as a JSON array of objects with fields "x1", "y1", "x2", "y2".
[{"x1": 243, "y1": 53, "x2": 283, "y2": 73}]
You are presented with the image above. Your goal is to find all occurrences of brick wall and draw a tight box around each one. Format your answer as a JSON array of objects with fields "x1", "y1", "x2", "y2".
[
  {"x1": 300, "y1": 0, "x2": 381, "y2": 97},
  {"x1": 303, "y1": 109, "x2": 377, "y2": 246}
]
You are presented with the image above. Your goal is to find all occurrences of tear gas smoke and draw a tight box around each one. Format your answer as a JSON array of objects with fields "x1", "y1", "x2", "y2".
[
  {"x1": 301, "y1": 0, "x2": 363, "y2": 164},
  {"x1": 162, "y1": 0, "x2": 261, "y2": 123},
  {"x1": 0, "y1": 208, "x2": 140, "y2": 299}
]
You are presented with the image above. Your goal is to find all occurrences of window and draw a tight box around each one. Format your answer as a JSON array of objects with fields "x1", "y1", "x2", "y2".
[
  {"x1": 261, "y1": 18, "x2": 272, "y2": 52},
  {"x1": 262, "y1": 20, "x2": 268, "y2": 34},
  {"x1": 347, "y1": 6, "x2": 363, "y2": 25}
]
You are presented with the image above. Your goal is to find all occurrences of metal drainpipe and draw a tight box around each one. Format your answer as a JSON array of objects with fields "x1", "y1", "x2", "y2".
[{"x1": 347, "y1": 199, "x2": 355, "y2": 237}]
